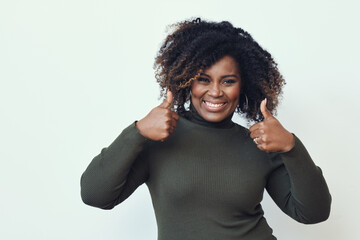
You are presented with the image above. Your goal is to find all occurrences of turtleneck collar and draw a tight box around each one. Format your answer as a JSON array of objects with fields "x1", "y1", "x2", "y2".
[{"x1": 182, "y1": 102, "x2": 235, "y2": 129}]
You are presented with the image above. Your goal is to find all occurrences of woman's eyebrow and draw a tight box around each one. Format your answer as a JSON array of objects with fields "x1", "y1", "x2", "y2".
[
  {"x1": 200, "y1": 73, "x2": 210, "y2": 77},
  {"x1": 221, "y1": 74, "x2": 239, "y2": 79},
  {"x1": 200, "y1": 73, "x2": 239, "y2": 79}
]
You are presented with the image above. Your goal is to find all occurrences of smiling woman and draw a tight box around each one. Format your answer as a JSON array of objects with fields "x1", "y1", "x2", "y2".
[
  {"x1": 153, "y1": 18, "x2": 285, "y2": 123},
  {"x1": 191, "y1": 55, "x2": 241, "y2": 122},
  {"x1": 81, "y1": 18, "x2": 331, "y2": 240}
]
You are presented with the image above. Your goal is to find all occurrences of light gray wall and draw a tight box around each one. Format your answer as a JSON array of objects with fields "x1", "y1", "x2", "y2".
[{"x1": 1, "y1": 0, "x2": 359, "y2": 239}]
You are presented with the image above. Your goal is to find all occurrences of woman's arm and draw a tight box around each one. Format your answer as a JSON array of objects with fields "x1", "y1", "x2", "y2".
[
  {"x1": 80, "y1": 122, "x2": 149, "y2": 209},
  {"x1": 249, "y1": 99, "x2": 331, "y2": 223},
  {"x1": 81, "y1": 91, "x2": 179, "y2": 209},
  {"x1": 265, "y1": 135, "x2": 331, "y2": 224}
]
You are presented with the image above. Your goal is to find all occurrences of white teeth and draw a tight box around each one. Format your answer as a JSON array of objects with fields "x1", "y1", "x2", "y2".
[{"x1": 205, "y1": 101, "x2": 225, "y2": 107}]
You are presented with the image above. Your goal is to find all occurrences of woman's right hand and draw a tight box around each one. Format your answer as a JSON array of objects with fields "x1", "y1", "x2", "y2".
[{"x1": 136, "y1": 90, "x2": 179, "y2": 141}]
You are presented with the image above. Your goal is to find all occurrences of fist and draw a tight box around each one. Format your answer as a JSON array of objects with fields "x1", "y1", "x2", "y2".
[
  {"x1": 136, "y1": 90, "x2": 179, "y2": 141},
  {"x1": 249, "y1": 99, "x2": 294, "y2": 152}
]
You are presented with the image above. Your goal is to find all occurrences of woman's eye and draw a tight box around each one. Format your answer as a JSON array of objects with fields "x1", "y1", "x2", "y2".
[
  {"x1": 223, "y1": 79, "x2": 236, "y2": 84},
  {"x1": 198, "y1": 78, "x2": 210, "y2": 83}
]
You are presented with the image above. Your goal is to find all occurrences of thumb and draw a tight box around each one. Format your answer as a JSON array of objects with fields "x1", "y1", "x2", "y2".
[
  {"x1": 159, "y1": 90, "x2": 173, "y2": 108},
  {"x1": 260, "y1": 98, "x2": 272, "y2": 120}
]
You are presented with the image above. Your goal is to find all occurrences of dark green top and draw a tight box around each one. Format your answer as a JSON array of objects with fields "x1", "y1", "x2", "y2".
[{"x1": 81, "y1": 109, "x2": 331, "y2": 240}]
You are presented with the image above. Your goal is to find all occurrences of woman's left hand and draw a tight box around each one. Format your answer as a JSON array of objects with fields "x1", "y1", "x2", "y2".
[{"x1": 249, "y1": 99, "x2": 294, "y2": 153}]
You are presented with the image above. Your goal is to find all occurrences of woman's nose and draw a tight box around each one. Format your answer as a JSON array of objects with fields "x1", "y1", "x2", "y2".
[{"x1": 208, "y1": 83, "x2": 223, "y2": 97}]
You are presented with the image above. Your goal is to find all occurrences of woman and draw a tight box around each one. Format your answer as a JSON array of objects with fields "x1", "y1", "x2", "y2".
[{"x1": 81, "y1": 18, "x2": 331, "y2": 239}]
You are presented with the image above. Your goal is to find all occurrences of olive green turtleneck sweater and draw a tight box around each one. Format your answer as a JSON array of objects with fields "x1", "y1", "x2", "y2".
[{"x1": 81, "y1": 109, "x2": 331, "y2": 240}]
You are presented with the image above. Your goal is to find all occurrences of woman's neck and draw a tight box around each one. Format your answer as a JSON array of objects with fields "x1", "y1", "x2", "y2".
[{"x1": 182, "y1": 103, "x2": 235, "y2": 129}]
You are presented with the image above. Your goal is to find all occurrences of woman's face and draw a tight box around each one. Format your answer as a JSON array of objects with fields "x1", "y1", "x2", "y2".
[{"x1": 191, "y1": 55, "x2": 241, "y2": 122}]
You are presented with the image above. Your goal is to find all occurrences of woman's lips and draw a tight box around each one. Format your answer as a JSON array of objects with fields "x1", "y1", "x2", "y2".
[{"x1": 202, "y1": 100, "x2": 227, "y2": 111}]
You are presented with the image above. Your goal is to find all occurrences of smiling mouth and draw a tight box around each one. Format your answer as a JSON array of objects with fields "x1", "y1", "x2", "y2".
[{"x1": 203, "y1": 100, "x2": 227, "y2": 111}]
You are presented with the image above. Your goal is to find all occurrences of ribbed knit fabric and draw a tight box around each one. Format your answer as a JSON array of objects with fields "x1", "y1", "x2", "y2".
[{"x1": 81, "y1": 108, "x2": 331, "y2": 240}]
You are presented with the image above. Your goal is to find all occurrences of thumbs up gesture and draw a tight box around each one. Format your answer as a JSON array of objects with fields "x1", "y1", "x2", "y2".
[
  {"x1": 136, "y1": 90, "x2": 180, "y2": 141},
  {"x1": 249, "y1": 99, "x2": 295, "y2": 152}
]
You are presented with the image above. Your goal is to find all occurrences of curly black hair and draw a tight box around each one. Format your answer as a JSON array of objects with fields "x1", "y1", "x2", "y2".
[{"x1": 154, "y1": 17, "x2": 285, "y2": 122}]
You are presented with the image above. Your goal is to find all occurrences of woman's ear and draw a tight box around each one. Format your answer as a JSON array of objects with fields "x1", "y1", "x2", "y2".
[{"x1": 186, "y1": 89, "x2": 192, "y2": 102}]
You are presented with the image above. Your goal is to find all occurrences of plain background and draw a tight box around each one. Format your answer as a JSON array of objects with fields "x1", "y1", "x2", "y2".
[{"x1": 1, "y1": 0, "x2": 359, "y2": 239}]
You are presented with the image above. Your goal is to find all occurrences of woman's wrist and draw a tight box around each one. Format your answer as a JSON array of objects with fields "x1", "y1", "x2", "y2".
[{"x1": 282, "y1": 132, "x2": 295, "y2": 152}]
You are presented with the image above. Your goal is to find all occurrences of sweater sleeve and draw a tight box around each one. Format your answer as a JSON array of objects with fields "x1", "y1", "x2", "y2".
[
  {"x1": 80, "y1": 122, "x2": 150, "y2": 209},
  {"x1": 265, "y1": 135, "x2": 331, "y2": 224}
]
